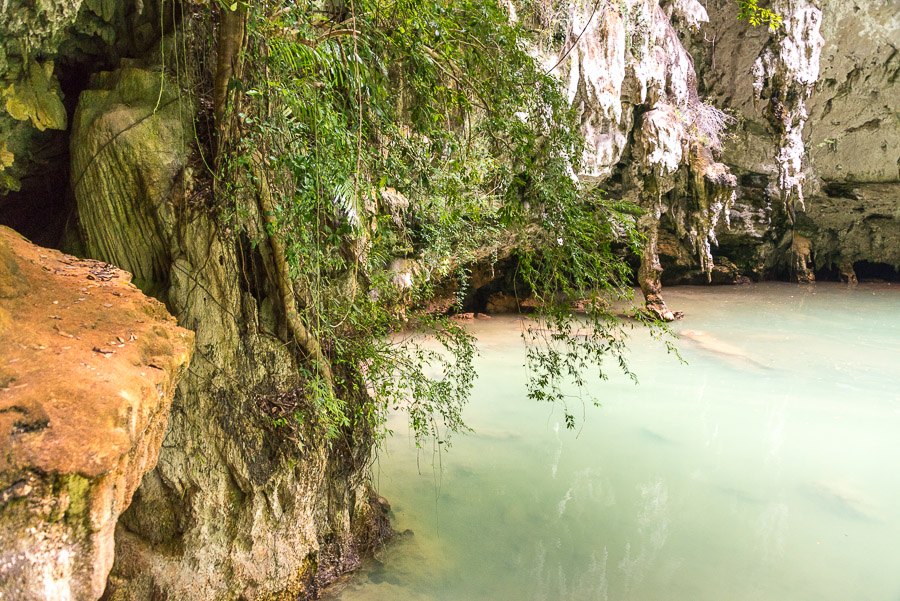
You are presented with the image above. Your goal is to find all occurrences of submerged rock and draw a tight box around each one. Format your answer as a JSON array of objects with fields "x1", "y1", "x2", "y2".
[{"x1": 0, "y1": 226, "x2": 193, "y2": 601}]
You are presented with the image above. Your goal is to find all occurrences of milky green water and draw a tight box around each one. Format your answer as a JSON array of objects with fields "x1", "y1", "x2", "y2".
[{"x1": 325, "y1": 283, "x2": 900, "y2": 601}]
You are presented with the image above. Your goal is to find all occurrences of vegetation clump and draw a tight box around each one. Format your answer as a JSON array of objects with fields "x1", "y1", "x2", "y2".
[
  {"x1": 205, "y1": 0, "x2": 663, "y2": 448},
  {"x1": 736, "y1": 0, "x2": 783, "y2": 30}
]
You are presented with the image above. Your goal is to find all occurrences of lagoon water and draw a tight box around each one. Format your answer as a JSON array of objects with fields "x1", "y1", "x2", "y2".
[{"x1": 326, "y1": 283, "x2": 900, "y2": 601}]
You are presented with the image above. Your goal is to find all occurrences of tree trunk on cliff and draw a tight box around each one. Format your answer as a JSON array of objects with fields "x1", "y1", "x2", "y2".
[
  {"x1": 252, "y1": 152, "x2": 335, "y2": 390},
  {"x1": 213, "y1": 5, "x2": 335, "y2": 391},
  {"x1": 213, "y1": 3, "x2": 246, "y2": 143}
]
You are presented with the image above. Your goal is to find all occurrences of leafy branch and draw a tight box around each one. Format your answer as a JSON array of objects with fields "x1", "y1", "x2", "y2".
[{"x1": 736, "y1": 0, "x2": 783, "y2": 30}]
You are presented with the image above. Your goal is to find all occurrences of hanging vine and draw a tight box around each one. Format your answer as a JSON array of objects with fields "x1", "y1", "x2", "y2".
[{"x1": 209, "y1": 0, "x2": 659, "y2": 445}]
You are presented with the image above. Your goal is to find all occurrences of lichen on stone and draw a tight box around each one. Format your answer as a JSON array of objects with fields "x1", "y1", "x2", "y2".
[{"x1": 2, "y1": 59, "x2": 67, "y2": 131}]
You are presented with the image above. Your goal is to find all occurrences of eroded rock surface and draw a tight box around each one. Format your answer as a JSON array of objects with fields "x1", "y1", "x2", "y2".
[
  {"x1": 694, "y1": 0, "x2": 900, "y2": 281},
  {"x1": 551, "y1": 0, "x2": 737, "y2": 318},
  {"x1": 0, "y1": 226, "x2": 193, "y2": 601},
  {"x1": 68, "y1": 62, "x2": 389, "y2": 601},
  {"x1": 0, "y1": 0, "x2": 164, "y2": 196},
  {"x1": 551, "y1": 0, "x2": 899, "y2": 300}
]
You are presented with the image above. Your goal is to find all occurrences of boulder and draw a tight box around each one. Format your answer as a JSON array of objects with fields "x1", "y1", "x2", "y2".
[{"x1": 0, "y1": 226, "x2": 193, "y2": 601}]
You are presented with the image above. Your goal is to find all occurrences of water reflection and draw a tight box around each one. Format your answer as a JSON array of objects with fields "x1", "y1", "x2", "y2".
[{"x1": 326, "y1": 284, "x2": 900, "y2": 601}]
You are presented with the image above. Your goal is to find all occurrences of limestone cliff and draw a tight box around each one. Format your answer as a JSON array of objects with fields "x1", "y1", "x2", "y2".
[
  {"x1": 547, "y1": 0, "x2": 739, "y2": 319},
  {"x1": 0, "y1": 0, "x2": 165, "y2": 244},
  {"x1": 69, "y1": 62, "x2": 389, "y2": 601},
  {"x1": 545, "y1": 0, "x2": 900, "y2": 315},
  {"x1": 0, "y1": 226, "x2": 192, "y2": 601},
  {"x1": 3, "y1": 4, "x2": 390, "y2": 599},
  {"x1": 698, "y1": 0, "x2": 900, "y2": 284}
]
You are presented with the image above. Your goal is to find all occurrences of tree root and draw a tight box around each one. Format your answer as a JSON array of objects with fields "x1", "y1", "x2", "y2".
[{"x1": 252, "y1": 153, "x2": 335, "y2": 391}]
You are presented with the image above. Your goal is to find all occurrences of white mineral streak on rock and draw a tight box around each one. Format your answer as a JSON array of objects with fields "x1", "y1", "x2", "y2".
[
  {"x1": 752, "y1": 0, "x2": 824, "y2": 212},
  {"x1": 661, "y1": 0, "x2": 709, "y2": 32},
  {"x1": 552, "y1": 0, "x2": 736, "y2": 317},
  {"x1": 635, "y1": 105, "x2": 684, "y2": 182},
  {"x1": 500, "y1": 0, "x2": 519, "y2": 22},
  {"x1": 564, "y1": 1, "x2": 631, "y2": 178}
]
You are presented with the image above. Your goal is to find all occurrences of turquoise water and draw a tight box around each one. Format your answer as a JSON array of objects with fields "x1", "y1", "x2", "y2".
[{"x1": 326, "y1": 283, "x2": 900, "y2": 601}]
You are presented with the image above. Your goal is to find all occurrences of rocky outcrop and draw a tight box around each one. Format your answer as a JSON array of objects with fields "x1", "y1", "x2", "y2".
[
  {"x1": 1, "y1": 1, "x2": 898, "y2": 597},
  {"x1": 0, "y1": 0, "x2": 163, "y2": 196},
  {"x1": 549, "y1": 0, "x2": 899, "y2": 299},
  {"x1": 751, "y1": 0, "x2": 824, "y2": 212},
  {"x1": 689, "y1": 0, "x2": 900, "y2": 282},
  {"x1": 0, "y1": 226, "x2": 193, "y2": 601},
  {"x1": 551, "y1": 0, "x2": 737, "y2": 318},
  {"x1": 71, "y1": 63, "x2": 183, "y2": 296},
  {"x1": 69, "y1": 62, "x2": 387, "y2": 601}
]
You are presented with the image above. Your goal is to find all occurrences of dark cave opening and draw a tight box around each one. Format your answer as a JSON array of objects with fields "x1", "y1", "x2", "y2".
[
  {"x1": 0, "y1": 61, "x2": 103, "y2": 250},
  {"x1": 853, "y1": 261, "x2": 900, "y2": 282},
  {"x1": 812, "y1": 261, "x2": 900, "y2": 283},
  {"x1": 813, "y1": 264, "x2": 840, "y2": 282},
  {"x1": 0, "y1": 129, "x2": 73, "y2": 249}
]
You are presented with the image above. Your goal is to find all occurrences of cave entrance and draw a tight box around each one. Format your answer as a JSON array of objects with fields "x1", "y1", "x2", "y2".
[
  {"x1": 0, "y1": 61, "x2": 98, "y2": 250},
  {"x1": 853, "y1": 261, "x2": 900, "y2": 283},
  {"x1": 0, "y1": 128, "x2": 72, "y2": 249}
]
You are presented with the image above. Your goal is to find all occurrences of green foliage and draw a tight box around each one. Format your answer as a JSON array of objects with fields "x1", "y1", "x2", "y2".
[
  {"x1": 221, "y1": 0, "x2": 655, "y2": 447},
  {"x1": 514, "y1": 191, "x2": 645, "y2": 428},
  {"x1": 736, "y1": 0, "x2": 783, "y2": 30}
]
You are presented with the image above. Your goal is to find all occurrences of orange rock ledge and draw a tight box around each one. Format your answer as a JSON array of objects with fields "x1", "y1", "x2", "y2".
[{"x1": 0, "y1": 225, "x2": 193, "y2": 601}]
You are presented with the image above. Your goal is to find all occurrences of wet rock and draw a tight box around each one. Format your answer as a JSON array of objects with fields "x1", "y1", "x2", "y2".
[
  {"x1": 0, "y1": 226, "x2": 193, "y2": 601},
  {"x1": 685, "y1": 257, "x2": 747, "y2": 285},
  {"x1": 838, "y1": 257, "x2": 857, "y2": 286},
  {"x1": 790, "y1": 233, "x2": 815, "y2": 283},
  {"x1": 451, "y1": 312, "x2": 476, "y2": 321}
]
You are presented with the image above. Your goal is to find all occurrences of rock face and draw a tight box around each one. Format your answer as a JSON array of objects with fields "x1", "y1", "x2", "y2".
[
  {"x1": 551, "y1": 0, "x2": 738, "y2": 319},
  {"x1": 548, "y1": 0, "x2": 900, "y2": 310},
  {"x1": 677, "y1": 0, "x2": 900, "y2": 284},
  {"x1": 0, "y1": 0, "x2": 163, "y2": 197},
  {"x1": 69, "y1": 62, "x2": 388, "y2": 601},
  {"x1": 71, "y1": 63, "x2": 184, "y2": 296},
  {"x1": 0, "y1": 226, "x2": 193, "y2": 601}
]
